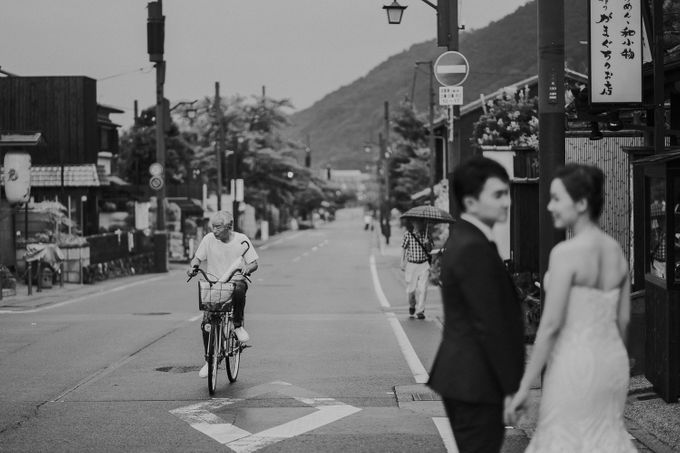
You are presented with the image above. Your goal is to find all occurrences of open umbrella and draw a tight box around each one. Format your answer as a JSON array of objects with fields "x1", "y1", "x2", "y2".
[{"x1": 400, "y1": 205, "x2": 455, "y2": 223}]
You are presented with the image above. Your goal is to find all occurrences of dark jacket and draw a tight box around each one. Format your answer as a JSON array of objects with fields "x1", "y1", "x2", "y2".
[{"x1": 428, "y1": 219, "x2": 525, "y2": 403}]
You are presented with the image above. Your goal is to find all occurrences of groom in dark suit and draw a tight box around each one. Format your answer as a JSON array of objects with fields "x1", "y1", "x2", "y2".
[{"x1": 428, "y1": 156, "x2": 525, "y2": 453}]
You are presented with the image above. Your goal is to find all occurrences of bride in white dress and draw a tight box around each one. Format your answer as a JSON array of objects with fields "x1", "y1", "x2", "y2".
[{"x1": 505, "y1": 164, "x2": 636, "y2": 452}]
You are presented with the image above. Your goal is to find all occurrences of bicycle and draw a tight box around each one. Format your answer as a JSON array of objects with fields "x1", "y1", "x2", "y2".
[{"x1": 187, "y1": 266, "x2": 249, "y2": 395}]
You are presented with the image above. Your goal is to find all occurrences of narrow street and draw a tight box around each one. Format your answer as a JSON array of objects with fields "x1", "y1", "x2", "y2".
[{"x1": 0, "y1": 208, "x2": 461, "y2": 452}]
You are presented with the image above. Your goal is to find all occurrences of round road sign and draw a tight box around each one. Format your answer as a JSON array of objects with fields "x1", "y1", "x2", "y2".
[
  {"x1": 149, "y1": 162, "x2": 164, "y2": 176},
  {"x1": 149, "y1": 175, "x2": 164, "y2": 191},
  {"x1": 433, "y1": 51, "x2": 470, "y2": 87}
]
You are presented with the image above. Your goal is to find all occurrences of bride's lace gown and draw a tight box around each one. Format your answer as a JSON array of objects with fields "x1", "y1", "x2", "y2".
[{"x1": 525, "y1": 286, "x2": 637, "y2": 452}]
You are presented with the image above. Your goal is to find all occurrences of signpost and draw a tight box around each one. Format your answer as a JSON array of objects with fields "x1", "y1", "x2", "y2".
[
  {"x1": 149, "y1": 162, "x2": 164, "y2": 191},
  {"x1": 439, "y1": 86, "x2": 464, "y2": 106},
  {"x1": 433, "y1": 50, "x2": 470, "y2": 146},
  {"x1": 433, "y1": 51, "x2": 470, "y2": 87}
]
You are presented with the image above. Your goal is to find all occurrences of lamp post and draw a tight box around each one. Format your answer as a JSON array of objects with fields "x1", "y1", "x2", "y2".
[{"x1": 380, "y1": 0, "x2": 461, "y2": 215}]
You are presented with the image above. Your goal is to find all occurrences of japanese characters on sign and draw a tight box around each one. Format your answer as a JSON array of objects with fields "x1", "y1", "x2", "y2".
[{"x1": 589, "y1": 0, "x2": 642, "y2": 104}]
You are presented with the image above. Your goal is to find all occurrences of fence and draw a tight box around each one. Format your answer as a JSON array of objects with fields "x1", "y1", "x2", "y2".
[{"x1": 81, "y1": 230, "x2": 157, "y2": 283}]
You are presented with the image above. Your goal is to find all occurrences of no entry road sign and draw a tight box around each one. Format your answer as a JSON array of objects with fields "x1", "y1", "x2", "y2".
[{"x1": 434, "y1": 51, "x2": 470, "y2": 87}]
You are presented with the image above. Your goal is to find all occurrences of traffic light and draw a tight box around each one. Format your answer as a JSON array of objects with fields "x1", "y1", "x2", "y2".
[{"x1": 147, "y1": 2, "x2": 164, "y2": 63}]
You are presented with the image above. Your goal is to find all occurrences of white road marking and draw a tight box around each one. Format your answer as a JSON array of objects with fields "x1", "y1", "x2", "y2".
[
  {"x1": 369, "y1": 255, "x2": 391, "y2": 308},
  {"x1": 292, "y1": 257, "x2": 301, "y2": 263},
  {"x1": 370, "y1": 254, "x2": 456, "y2": 450},
  {"x1": 433, "y1": 417, "x2": 458, "y2": 452},
  {"x1": 386, "y1": 313, "x2": 429, "y2": 384},
  {"x1": 170, "y1": 381, "x2": 360, "y2": 452},
  {"x1": 369, "y1": 254, "x2": 428, "y2": 383},
  {"x1": 0, "y1": 275, "x2": 167, "y2": 314},
  {"x1": 188, "y1": 314, "x2": 203, "y2": 322}
]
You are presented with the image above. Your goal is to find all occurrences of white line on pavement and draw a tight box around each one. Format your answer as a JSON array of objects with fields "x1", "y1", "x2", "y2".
[
  {"x1": 433, "y1": 417, "x2": 458, "y2": 453},
  {"x1": 369, "y1": 254, "x2": 428, "y2": 383},
  {"x1": 369, "y1": 255, "x2": 390, "y2": 308}
]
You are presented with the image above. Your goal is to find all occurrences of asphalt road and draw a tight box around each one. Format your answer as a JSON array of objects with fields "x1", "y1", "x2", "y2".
[{"x1": 0, "y1": 208, "x2": 455, "y2": 453}]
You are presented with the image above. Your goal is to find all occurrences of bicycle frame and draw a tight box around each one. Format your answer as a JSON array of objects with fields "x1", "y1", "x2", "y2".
[{"x1": 188, "y1": 266, "x2": 246, "y2": 394}]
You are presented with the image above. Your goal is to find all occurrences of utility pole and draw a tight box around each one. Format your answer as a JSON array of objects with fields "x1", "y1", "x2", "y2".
[
  {"x1": 537, "y1": 0, "x2": 565, "y2": 281},
  {"x1": 438, "y1": 0, "x2": 461, "y2": 215},
  {"x1": 428, "y1": 61, "x2": 436, "y2": 206},
  {"x1": 382, "y1": 101, "x2": 392, "y2": 244},
  {"x1": 214, "y1": 82, "x2": 224, "y2": 211},
  {"x1": 305, "y1": 133, "x2": 311, "y2": 168},
  {"x1": 147, "y1": 0, "x2": 166, "y2": 231}
]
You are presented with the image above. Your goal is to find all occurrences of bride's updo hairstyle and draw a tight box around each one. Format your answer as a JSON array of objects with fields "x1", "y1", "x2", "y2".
[{"x1": 555, "y1": 163, "x2": 604, "y2": 221}]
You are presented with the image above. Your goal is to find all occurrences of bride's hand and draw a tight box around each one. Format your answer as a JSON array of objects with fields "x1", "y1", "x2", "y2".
[{"x1": 504, "y1": 388, "x2": 529, "y2": 425}]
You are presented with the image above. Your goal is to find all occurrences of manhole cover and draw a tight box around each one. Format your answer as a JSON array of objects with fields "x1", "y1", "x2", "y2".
[
  {"x1": 133, "y1": 312, "x2": 171, "y2": 316},
  {"x1": 156, "y1": 366, "x2": 201, "y2": 373}
]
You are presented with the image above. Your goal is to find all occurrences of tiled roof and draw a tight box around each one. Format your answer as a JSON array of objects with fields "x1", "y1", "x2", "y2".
[{"x1": 0, "y1": 164, "x2": 108, "y2": 187}]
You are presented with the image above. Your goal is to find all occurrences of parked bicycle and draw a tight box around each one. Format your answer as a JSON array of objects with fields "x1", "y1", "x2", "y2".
[{"x1": 187, "y1": 266, "x2": 249, "y2": 394}]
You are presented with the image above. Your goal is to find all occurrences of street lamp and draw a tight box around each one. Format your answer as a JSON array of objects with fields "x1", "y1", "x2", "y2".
[
  {"x1": 170, "y1": 100, "x2": 198, "y2": 121},
  {"x1": 382, "y1": 1, "x2": 407, "y2": 24}
]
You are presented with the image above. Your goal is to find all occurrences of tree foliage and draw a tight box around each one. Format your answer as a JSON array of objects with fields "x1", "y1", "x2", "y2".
[
  {"x1": 116, "y1": 92, "x2": 335, "y2": 224},
  {"x1": 388, "y1": 102, "x2": 432, "y2": 213}
]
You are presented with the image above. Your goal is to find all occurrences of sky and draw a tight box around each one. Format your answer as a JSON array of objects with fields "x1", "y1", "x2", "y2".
[{"x1": 2, "y1": 0, "x2": 531, "y2": 129}]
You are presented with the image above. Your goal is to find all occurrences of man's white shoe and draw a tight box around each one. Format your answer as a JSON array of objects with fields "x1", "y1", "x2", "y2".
[
  {"x1": 234, "y1": 327, "x2": 250, "y2": 343},
  {"x1": 198, "y1": 362, "x2": 208, "y2": 378}
]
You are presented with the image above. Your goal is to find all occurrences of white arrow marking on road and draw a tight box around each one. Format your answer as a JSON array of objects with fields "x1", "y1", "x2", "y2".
[
  {"x1": 170, "y1": 381, "x2": 360, "y2": 452},
  {"x1": 436, "y1": 64, "x2": 467, "y2": 74},
  {"x1": 433, "y1": 417, "x2": 459, "y2": 453}
]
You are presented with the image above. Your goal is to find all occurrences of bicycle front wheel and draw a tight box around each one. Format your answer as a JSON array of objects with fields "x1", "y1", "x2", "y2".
[
  {"x1": 207, "y1": 322, "x2": 221, "y2": 395},
  {"x1": 225, "y1": 318, "x2": 241, "y2": 382}
]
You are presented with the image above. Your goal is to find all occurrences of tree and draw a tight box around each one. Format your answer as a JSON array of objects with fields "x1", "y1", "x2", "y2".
[
  {"x1": 388, "y1": 102, "x2": 432, "y2": 212},
  {"x1": 117, "y1": 106, "x2": 196, "y2": 186}
]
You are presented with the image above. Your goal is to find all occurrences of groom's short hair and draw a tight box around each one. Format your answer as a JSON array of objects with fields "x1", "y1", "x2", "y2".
[{"x1": 453, "y1": 155, "x2": 509, "y2": 212}]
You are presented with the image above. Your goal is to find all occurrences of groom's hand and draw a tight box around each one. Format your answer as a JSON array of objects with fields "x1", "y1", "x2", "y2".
[{"x1": 503, "y1": 395, "x2": 519, "y2": 426}]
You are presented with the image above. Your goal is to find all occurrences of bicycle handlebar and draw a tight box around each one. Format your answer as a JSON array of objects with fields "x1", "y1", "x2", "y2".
[{"x1": 187, "y1": 266, "x2": 251, "y2": 284}]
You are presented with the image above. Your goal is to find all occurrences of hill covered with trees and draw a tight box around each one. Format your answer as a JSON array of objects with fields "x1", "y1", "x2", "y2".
[{"x1": 283, "y1": 0, "x2": 588, "y2": 170}]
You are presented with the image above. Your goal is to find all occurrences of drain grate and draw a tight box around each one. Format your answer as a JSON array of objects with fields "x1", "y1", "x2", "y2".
[
  {"x1": 411, "y1": 392, "x2": 441, "y2": 401},
  {"x1": 133, "y1": 312, "x2": 171, "y2": 316}
]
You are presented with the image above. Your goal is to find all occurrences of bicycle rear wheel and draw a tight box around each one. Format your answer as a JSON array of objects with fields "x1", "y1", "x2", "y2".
[
  {"x1": 225, "y1": 318, "x2": 241, "y2": 382},
  {"x1": 207, "y1": 322, "x2": 221, "y2": 395}
]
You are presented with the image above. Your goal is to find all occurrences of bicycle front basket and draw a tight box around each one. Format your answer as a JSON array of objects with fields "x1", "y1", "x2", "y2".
[{"x1": 198, "y1": 281, "x2": 234, "y2": 311}]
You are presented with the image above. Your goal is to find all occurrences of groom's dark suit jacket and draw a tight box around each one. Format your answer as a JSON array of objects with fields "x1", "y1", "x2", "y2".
[{"x1": 428, "y1": 219, "x2": 525, "y2": 404}]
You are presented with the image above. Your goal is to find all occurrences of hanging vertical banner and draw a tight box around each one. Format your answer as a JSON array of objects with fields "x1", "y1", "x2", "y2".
[{"x1": 589, "y1": 0, "x2": 643, "y2": 104}]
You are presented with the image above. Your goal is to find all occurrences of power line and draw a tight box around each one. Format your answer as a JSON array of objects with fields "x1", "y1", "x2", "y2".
[{"x1": 98, "y1": 65, "x2": 153, "y2": 82}]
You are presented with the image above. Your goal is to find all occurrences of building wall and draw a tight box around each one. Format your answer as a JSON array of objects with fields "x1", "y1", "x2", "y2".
[
  {"x1": 0, "y1": 76, "x2": 98, "y2": 165},
  {"x1": 565, "y1": 132, "x2": 644, "y2": 268}
]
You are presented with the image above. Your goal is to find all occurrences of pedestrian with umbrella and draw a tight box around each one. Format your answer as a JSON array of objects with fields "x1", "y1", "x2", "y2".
[{"x1": 400, "y1": 205, "x2": 454, "y2": 319}]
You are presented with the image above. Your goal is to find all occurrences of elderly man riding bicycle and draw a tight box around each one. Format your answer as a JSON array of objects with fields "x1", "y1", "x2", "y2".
[{"x1": 187, "y1": 210, "x2": 259, "y2": 379}]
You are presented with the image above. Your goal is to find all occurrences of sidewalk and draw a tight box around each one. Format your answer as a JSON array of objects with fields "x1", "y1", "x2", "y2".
[
  {"x1": 374, "y1": 218, "x2": 680, "y2": 453},
  {"x1": 0, "y1": 236, "x2": 270, "y2": 312}
]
